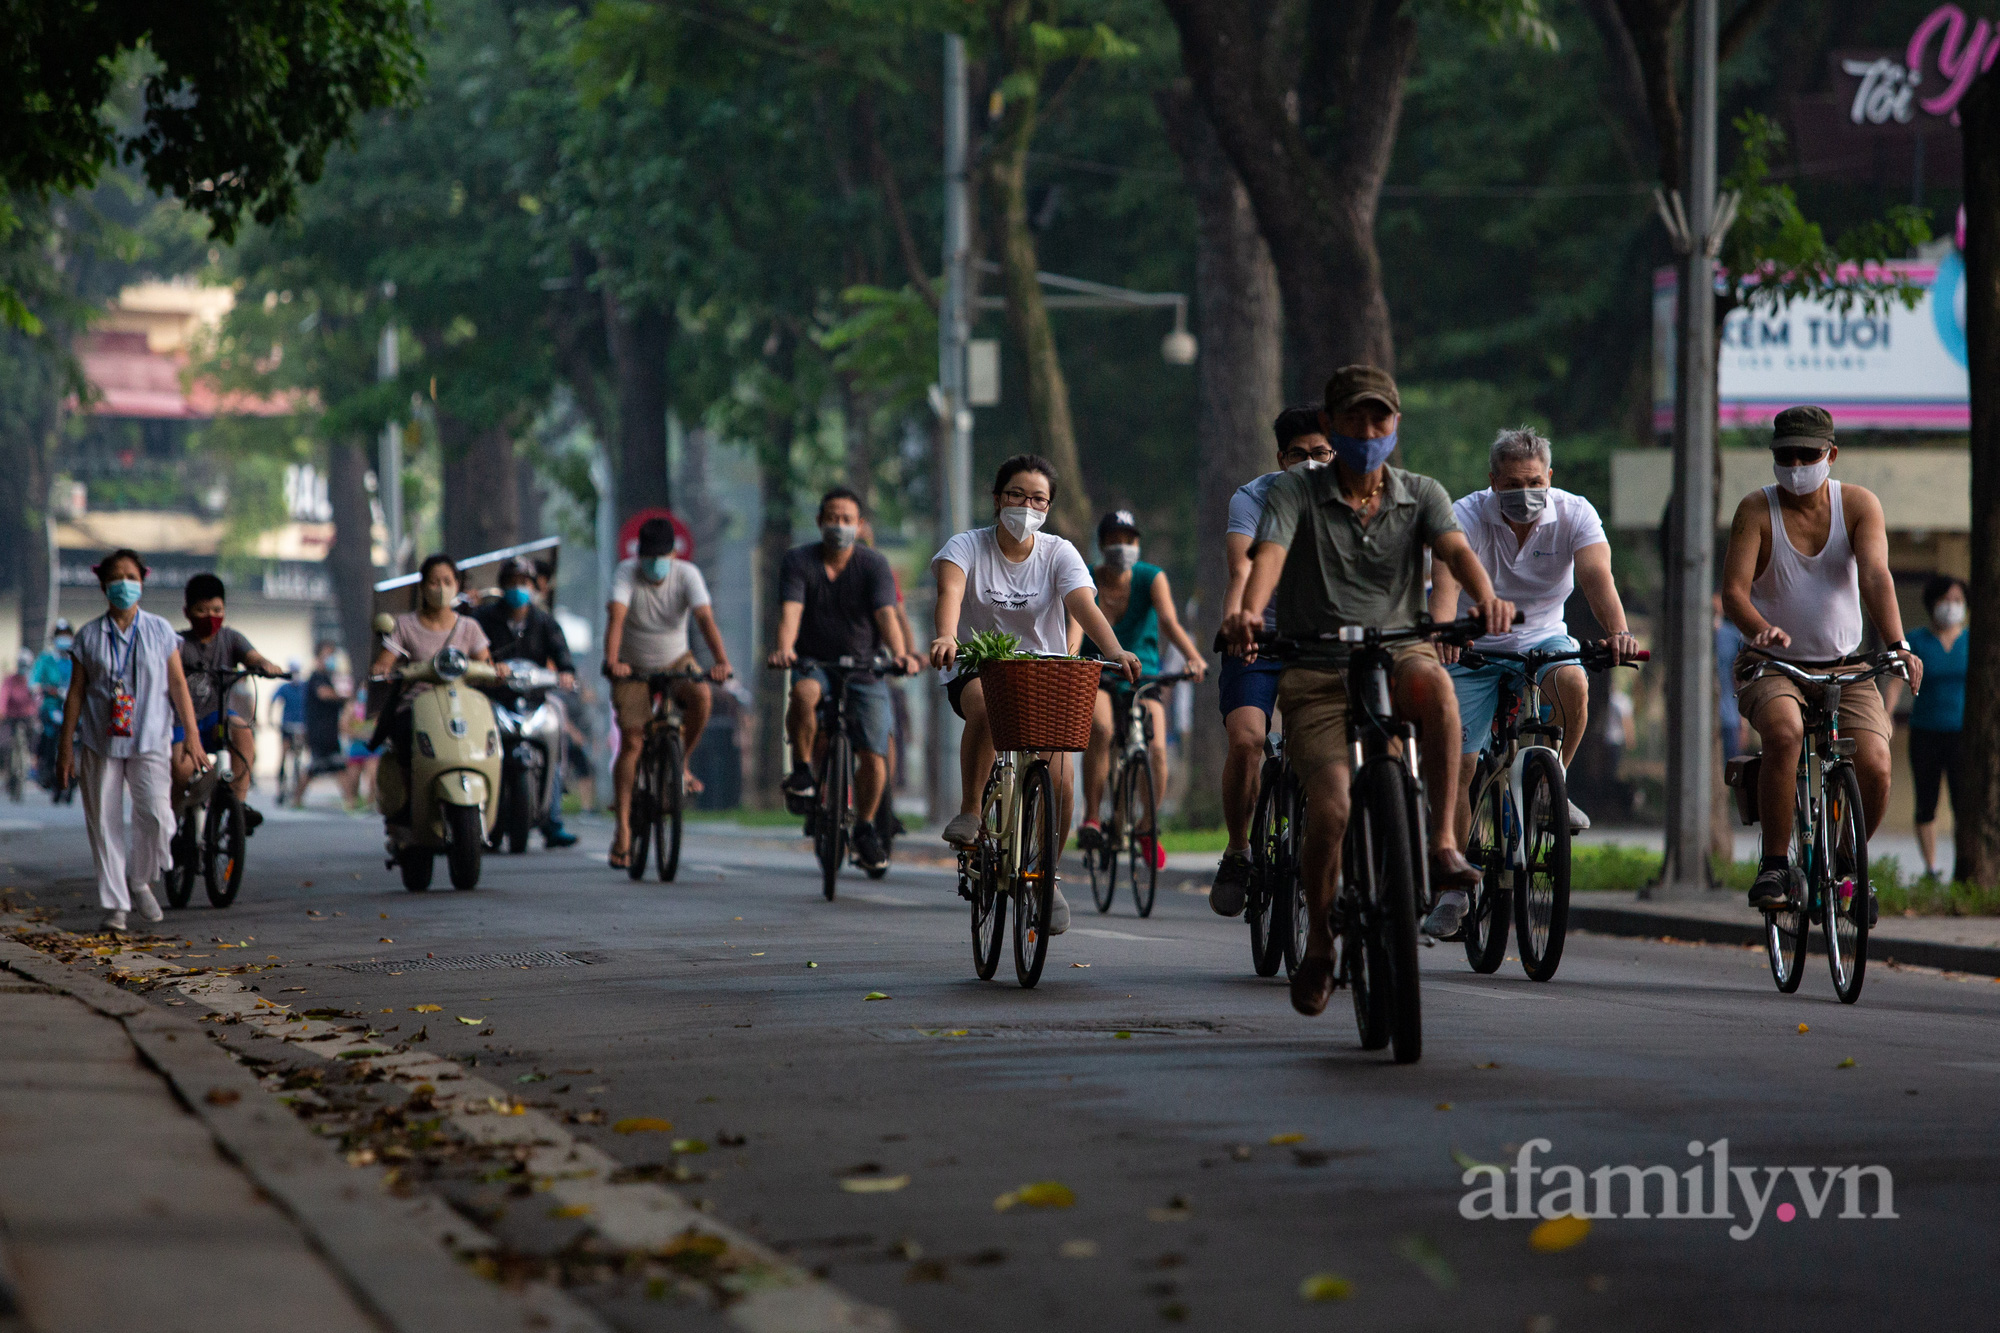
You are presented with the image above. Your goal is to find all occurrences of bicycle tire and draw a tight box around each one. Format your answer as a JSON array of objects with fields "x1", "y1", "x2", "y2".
[
  {"x1": 1765, "y1": 772, "x2": 1810, "y2": 993},
  {"x1": 1825, "y1": 763, "x2": 1869, "y2": 1004},
  {"x1": 658, "y1": 732, "x2": 684, "y2": 883},
  {"x1": 818, "y1": 737, "x2": 848, "y2": 902},
  {"x1": 1012, "y1": 760, "x2": 1058, "y2": 988},
  {"x1": 627, "y1": 787, "x2": 653, "y2": 882},
  {"x1": 1125, "y1": 753, "x2": 1157, "y2": 918},
  {"x1": 202, "y1": 787, "x2": 246, "y2": 908},
  {"x1": 1247, "y1": 757, "x2": 1285, "y2": 977},
  {"x1": 1344, "y1": 824, "x2": 1387, "y2": 1050},
  {"x1": 1462, "y1": 758, "x2": 1510, "y2": 974},
  {"x1": 970, "y1": 775, "x2": 1006, "y2": 979},
  {"x1": 1283, "y1": 775, "x2": 1310, "y2": 978},
  {"x1": 1512, "y1": 750, "x2": 1571, "y2": 982},
  {"x1": 1087, "y1": 768, "x2": 1116, "y2": 913},
  {"x1": 1357, "y1": 761, "x2": 1422, "y2": 1063},
  {"x1": 165, "y1": 808, "x2": 199, "y2": 908}
]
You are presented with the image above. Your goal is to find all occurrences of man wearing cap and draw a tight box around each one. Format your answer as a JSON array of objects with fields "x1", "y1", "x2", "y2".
[
  {"x1": 1076, "y1": 509, "x2": 1207, "y2": 858},
  {"x1": 475, "y1": 558, "x2": 581, "y2": 848},
  {"x1": 603, "y1": 518, "x2": 734, "y2": 871},
  {"x1": 1721, "y1": 405, "x2": 1919, "y2": 913},
  {"x1": 1225, "y1": 365, "x2": 1514, "y2": 1018}
]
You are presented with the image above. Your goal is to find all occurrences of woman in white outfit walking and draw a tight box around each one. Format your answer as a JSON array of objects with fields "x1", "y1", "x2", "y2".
[{"x1": 57, "y1": 550, "x2": 207, "y2": 933}]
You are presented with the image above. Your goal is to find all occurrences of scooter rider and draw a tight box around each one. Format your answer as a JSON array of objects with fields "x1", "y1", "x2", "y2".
[
  {"x1": 32, "y1": 620, "x2": 74, "y2": 796},
  {"x1": 369, "y1": 554, "x2": 498, "y2": 827},
  {"x1": 474, "y1": 558, "x2": 580, "y2": 848}
]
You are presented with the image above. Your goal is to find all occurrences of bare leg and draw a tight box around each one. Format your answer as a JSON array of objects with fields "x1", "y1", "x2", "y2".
[
  {"x1": 956, "y1": 681, "x2": 995, "y2": 817},
  {"x1": 674, "y1": 682, "x2": 712, "y2": 791},
  {"x1": 1752, "y1": 699, "x2": 1804, "y2": 858},
  {"x1": 1296, "y1": 760, "x2": 1353, "y2": 962},
  {"x1": 1454, "y1": 759, "x2": 1477, "y2": 853},
  {"x1": 1394, "y1": 657, "x2": 1462, "y2": 852},
  {"x1": 1221, "y1": 706, "x2": 1267, "y2": 853},
  {"x1": 1852, "y1": 730, "x2": 1891, "y2": 839},
  {"x1": 854, "y1": 751, "x2": 886, "y2": 820},
  {"x1": 1046, "y1": 750, "x2": 1074, "y2": 857},
  {"x1": 1143, "y1": 698, "x2": 1169, "y2": 807},
  {"x1": 1081, "y1": 691, "x2": 1114, "y2": 821},
  {"x1": 1547, "y1": 665, "x2": 1590, "y2": 768},
  {"x1": 228, "y1": 722, "x2": 255, "y2": 803},
  {"x1": 612, "y1": 726, "x2": 643, "y2": 853},
  {"x1": 786, "y1": 678, "x2": 822, "y2": 771}
]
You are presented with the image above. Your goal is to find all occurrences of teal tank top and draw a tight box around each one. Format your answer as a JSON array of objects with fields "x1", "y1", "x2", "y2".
[{"x1": 1087, "y1": 562, "x2": 1161, "y2": 675}]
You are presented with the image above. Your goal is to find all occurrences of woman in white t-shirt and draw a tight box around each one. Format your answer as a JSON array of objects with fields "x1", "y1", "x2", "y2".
[{"x1": 931, "y1": 455, "x2": 1139, "y2": 929}]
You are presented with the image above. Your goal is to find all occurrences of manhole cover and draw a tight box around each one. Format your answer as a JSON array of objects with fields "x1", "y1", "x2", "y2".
[{"x1": 333, "y1": 950, "x2": 591, "y2": 974}]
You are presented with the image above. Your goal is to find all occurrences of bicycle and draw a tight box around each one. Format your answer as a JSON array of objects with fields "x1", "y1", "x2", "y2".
[
  {"x1": 1082, "y1": 669, "x2": 1188, "y2": 918},
  {"x1": 1730, "y1": 648, "x2": 1905, "y2": 1004},
  {"x1": 1262, "y1": 612, "x2": 1494, "y2": 1064},
  {"x1": 627, "y1": 665, "x2": 707, "y2": 884},
  {"x1": 275, "y1": 724, "x2": 310, "y2": 805},
  {"x1": 777, "y1": 654, "x2": 908, "y2": 901},
  {"x1": 1247, "y1": 729, "x2": 1300, "y2": 979},
  {"x1": 1458, "y1": 640, "x2": 1648, "y2": 981},
  {"x1": 955, "y1": 736, "x2": 1064, "y2": 990},
  {"x1": 164, "y1": 665, "x2": 285, "y2": 910}
]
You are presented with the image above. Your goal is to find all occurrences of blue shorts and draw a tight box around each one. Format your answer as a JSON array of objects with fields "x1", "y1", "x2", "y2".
[
  {"x1": 1218, "y1": 653, "x2": 1287, "y2": 720},
  {"x1": 172, "y1": 709, "x2": 244, "y2": 747},
  {"x1": 800, "y1": 666, "x2": 893, "y2": 757},
  {"x1": 1448, "y1": 634, "x2": 1578, "y2": 754}
]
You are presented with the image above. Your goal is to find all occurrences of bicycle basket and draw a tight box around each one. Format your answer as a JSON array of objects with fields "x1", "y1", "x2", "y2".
[{"x1": 978, "y1": 658, "x2": 1100, "y2": 751}]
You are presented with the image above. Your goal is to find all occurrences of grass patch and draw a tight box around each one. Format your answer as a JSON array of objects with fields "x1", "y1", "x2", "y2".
[
  {"x1": 1569, "y1": 842, "x2": 2000, "y2": 915},
  {"x1": 1157, "y1": 828, "x2": 1233, "y2": 854},
  {"x1": 1569, "y1": 844, "x2": 1664, "y2": 894},
  {"x1": 685, "y1": 809, "x2": 809, "y2": 828}
]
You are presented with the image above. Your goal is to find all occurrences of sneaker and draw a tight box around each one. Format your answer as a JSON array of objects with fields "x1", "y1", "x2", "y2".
[
  {"x1": 243, "y1": 805, "x2": 264, "y2": 833},
  {"x1": 1567, "y1": 799, "x2": 1590, "y2": 833},
  {"x1": 101, "y1": 909, "x2": 128, "y2": 934},
  {"x1": 942, "y1": 812, "x2": 982, "y2": 847},
  {"x1": 852, "y1": 821, "x2": 889, "y2": 872},
  {"x1": 782, "y1": 764, "x2": 816, "y2": 801},
  {"x1": 1210, "y1": 850, "x2": 1252, "y2": 918},
  {"x1": 1748, "y1": 864, "x2": 1792, "y2": 910},
  {"x1": 543, "y1": 824, "x2": 579, "y2": 849},
  {"x1": 1146, "y1": 835, "x2": 1167, "y2": 871},
  {"x1": 1867, "y1": 888, "x2": 1879, "y2": 928},
  {"x1": 1048, "y1": 886, "x2": 1070, "y2": 935},
  {"x1": 131, "y1": 885, "x2": 164, "y2": 924},
  {"x1": 1075, "y1": 819, "x2": 1104, "y2": 852},
  {"x1": 1422, "y1": 888, "x2": 1470, "y2": 940}
]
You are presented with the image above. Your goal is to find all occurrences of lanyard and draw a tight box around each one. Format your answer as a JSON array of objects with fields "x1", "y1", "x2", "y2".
[{"x1": 108, "y1": 619, "x2": 139, "y2": 687}]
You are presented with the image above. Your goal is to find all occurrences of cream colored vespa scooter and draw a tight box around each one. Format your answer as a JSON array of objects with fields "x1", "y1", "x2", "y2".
[{"x1": 372, "y1": 614, "x2": 503, "y2": 891}]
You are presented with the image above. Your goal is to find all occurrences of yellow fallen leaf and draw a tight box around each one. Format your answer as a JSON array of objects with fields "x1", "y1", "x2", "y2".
[
  {"x1": 485, "y1": 1097, "x2": 527, "y2": 1116},
  {"x1": 863, "y1": 991, "x2": 890, "y2": 1001},
  {"x1": 457, "y1": 1016, "x2": 483, "y2": 1025},
  {"x1": 994, "y1": 1181, "x2": 1075, "y2": 1211},
  {"x1": 1529, "y1": 1215, "x2": 1591, "y2": 1252},
  {"x1": 614, "y1": 1117, "x2": 675, "y2": 1134},
  {"x1": 549, "y1": 1204, "x2": 593, "y2": 1219},
  {"x1": 671, "y1": 1139, "x2": 709, "y2": 1155},
  {"x1": 379, "y1": 937, "x2": 394, "y2": 944},
  {"x1": 841, "y1": 1174, "x2": 910, "y2": 1193},
  {"x1": 1436, "y1": 1102, "x2": 1454, "y2": 1111},
  {"x1": 1836, "y1": 1056, "x2": 1856, "y2": 1069},
  {"x1": 1269, "y1": 1132, "x2": 1306, "y2": 1146},
  {"x1": 751, "y1": 952, "x2": 765, "y2": 956},
  {"x1": 1797, "y1": 1023, "x2": 1810, "y2": 1033},
  {"x1": 1113, "y1": 1031, "x2": 1132, "y2": 1039},
  {"x1": 412, "y1": 1004, "x2": 442, "y2": 1013},
  {"x1": 1299, "y1": 1273, "x2": 1353, "y2": 1302}
]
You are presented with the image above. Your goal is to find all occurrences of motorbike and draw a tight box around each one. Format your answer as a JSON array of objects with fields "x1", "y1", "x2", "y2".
[
  {"x1": 36, "y1": 694, "x2": 75, "y2": 803},
  {"x1": 371, "y1": 616, "x2": 503, "y2": 892},
  {"x1": 484, "y1": 659, "x2": 564, "y2": 854}
]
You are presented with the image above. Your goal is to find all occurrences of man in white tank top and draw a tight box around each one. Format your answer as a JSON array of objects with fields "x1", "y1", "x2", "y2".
[{"x1": 1720, "y1": 405, "x2": 1923, "y2": 911}]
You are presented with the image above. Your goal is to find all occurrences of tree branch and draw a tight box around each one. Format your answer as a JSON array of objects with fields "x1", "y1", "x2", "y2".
[{"x1": 1719, "y1": 0, "x2": 1784, "y2": 64}]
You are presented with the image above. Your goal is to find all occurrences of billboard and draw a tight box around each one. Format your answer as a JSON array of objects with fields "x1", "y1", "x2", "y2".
[{"x1": 1652, "y1": 252, "x2": 1970, "y2": 433}]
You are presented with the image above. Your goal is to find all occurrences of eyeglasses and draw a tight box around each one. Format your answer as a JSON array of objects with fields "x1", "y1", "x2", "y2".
[
  {"x1": 998, "y1": 488, "x2": 1052, "y2": 511},
  {"x1": 1282, "y1": 445, "x2": 1335, "y2": 465},
  {"x1": 1773, "y1": 446, "x2": 1828, "y2": 466}
]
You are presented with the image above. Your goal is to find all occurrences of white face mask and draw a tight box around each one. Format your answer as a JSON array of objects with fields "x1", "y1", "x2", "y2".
[
  {"x1": 1496, "y1": 486, "x2": 1549, "y2": 524},
  {"x1": 999, "y1": 506, "x2": 1045, "y2": 541},
  {"x1": 1101, "y1": 543, "x2": 1139, "y2": 569},
  {"x1": 821, "y1": 523, "x2": 858, "y2": 551},
  {"x1": 1773, "y1": 460, "x2": 1831, "y2": 495},
  {"x1": 1936, "y1": 600, "x2": 1966, "y2": 628},
  {"x1": 1286, "y1": 459, "x2": 1326, "y2": 475}
]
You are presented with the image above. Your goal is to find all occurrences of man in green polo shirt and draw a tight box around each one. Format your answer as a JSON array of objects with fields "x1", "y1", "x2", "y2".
[{"x1": 1225, "y1": 364, "x2": 1513, "y2": 1018}]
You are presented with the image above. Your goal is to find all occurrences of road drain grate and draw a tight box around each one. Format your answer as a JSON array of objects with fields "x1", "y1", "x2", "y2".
[{"x1": 333, "y1": 950, "x2": 590, "y2": 974}]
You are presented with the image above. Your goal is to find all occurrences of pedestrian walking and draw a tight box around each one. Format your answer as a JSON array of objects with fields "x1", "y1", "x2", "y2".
[
  {"x1": 1884, "y1": 575, "x2": 1967, "y2": 879},
  {"x1": 56, "y1": 550, "x2": 207, "y2": 932}
]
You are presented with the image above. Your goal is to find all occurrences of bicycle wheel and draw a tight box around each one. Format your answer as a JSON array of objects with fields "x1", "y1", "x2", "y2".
[
  {"x1": 657, "y1": 731, "x2": 684, "y2": 883},
  {"x1": 202, "y1": 787, "x2": 246, "y2": 908},
  {"x1": 1344, "y1": 832, "x2": 1388, "y2": 1051},
  {"x1": 817, "y1": 738, "x2": 848, "y2": 901},
  {"x1": 1246, "y1": 758, "x2": 1286, "y2": 977},
  {"x1": 970, "y1": 777, "x2": 1006, "y2": 979},
  {"x1": 1124, "y1": 753, "x2": 1157, "y2": 918},
  {"x1": 1012, "y1": 760, "x2": 1058, "y2": 987},
  {"x1": 627, "y1": 789, "x2": 653, "y2": 882},
  {"x1": 1356, "y1": 761, "x2": 1422, "y2": 1064},
  {"x1": 165, "y1": 807, "x2": 199, "y2": 908},
  {"x1": 1765, "y1": 772, "x2": 1810, "y2": 993},
  {"x1": 1462, "y1": 758, "x2": 1510, "y2": 974},
  {"x1": 1087, "y1": 771, "x2": 1116, "y2": 913},
  {"x1": 1512, "y1": 750, "x2": 1571, "y2": 982},
  {"x1": 1825, "y1": 763, "x2": 1870, "y2": 1003},
  {"x1": 1283, "y1": 776, "x2": 1311, "y2": 978}
]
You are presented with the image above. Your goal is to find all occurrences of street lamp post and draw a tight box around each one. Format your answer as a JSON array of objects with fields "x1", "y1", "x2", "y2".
[
  {"x1": 932, "y1": 33, "x2": 973, "y2": 825},
  {"x1": 377, "y1": 323, "x2": 406, "y2": 576}
]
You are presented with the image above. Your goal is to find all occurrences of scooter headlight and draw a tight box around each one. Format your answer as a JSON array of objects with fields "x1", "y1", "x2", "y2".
[{"x1": 434, "y1": 647, "x2": 469, "y2": 681}]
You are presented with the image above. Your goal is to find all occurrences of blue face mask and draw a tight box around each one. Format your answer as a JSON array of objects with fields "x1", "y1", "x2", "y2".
[
  {"x1": 53, "y1": 636, "x2": 72, "y2": 652},
  {"x1": 641, "y1": 556, "x2": 671, "y2": 582},
  {"x1": 106, "y1": 579, "x2": 142, "y2": 610},
  {"x1": 504, "y1": 587, "x2": 533, "y2": 609},
  {"x1": 1329, "y1": 429, "x2": 1397, "y2": 475}
]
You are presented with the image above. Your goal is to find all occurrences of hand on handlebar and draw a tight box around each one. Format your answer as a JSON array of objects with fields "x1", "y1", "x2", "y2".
[
  {"x1": 1894, "y1": 647, "x2": 1923, "y2": 694},
  {"x1": 1222, "y1": 609, "x2": 1261, "y2": 654},
  {"x1": 1113, "y1": 650, "x2": 1142, "y2": 684},
  {"x1": 1602, "y1": 630, "x2": 1642, "y2": 665},
  {"x1": 766, "y1": 647, "x2": 797, "y2": 669},
  {"x1": 1437, "y1": 642, "x2": 1462, "y2": 666},
  {"x1": 1750, "y1": 625, "x2": 1791, "y2": 651},
  {"x1": 606, "y1": 660, "x2": 633, "y2": 679},
  {"x1": 930, "y1": 637, "x2": 958, "y2": 671},
  {"x1": 708, "y1": 661, "x2": 734, "y2": 683},
  {"x1": 1470, "y1": 596, "x2": 1516, "y2": 641},
  {"x1": 1183, "y1": 654, "x2": 1208, "y2": 684}
]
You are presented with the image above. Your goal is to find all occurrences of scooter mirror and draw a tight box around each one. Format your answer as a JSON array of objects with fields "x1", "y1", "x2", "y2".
[{"x1": 372, "y1": 613, "x2": 396, "y2": 636}]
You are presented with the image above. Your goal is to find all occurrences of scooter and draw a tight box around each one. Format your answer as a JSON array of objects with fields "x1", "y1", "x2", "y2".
[
  {"x1": 485, "y1": 659, "x2": 564, "y2": 854},
  {"x1": 371, "y1": 615, "x2": 503, "y2": 891}
]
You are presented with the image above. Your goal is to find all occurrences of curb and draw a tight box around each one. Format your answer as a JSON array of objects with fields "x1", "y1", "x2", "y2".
[
  {"x1": 0, "y1": 937, "x2": 610, "y2": 1333},
  {"x1": 1566, "y1": 902, "x2": 2000, "y2": 977}
]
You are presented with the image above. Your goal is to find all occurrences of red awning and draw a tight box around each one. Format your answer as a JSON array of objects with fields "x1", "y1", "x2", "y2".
[{"x1": 75, "y1": 331, "x2": 298, "y2": 419}]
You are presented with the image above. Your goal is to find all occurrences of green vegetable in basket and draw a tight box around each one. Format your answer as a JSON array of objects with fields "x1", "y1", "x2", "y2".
[{"x1": 957, "y1": 629, "x2": 1032, "y2": 671}]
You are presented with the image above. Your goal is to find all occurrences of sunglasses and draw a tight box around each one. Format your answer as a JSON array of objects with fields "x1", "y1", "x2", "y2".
[{"x1": 1773, "y1": 446, "x2": 1828, "y2": 467}]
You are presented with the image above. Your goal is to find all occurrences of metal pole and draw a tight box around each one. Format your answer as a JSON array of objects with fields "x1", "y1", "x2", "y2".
[
  {"x1": 931, "y1": 33, "x2": 972, "y2": 826},
  {"x1": 376, "y1": 323, "x2": 405, "y2": 575},
  {"x1": 1656, "y1": 0, "x2": 1719, "y2": 897}
]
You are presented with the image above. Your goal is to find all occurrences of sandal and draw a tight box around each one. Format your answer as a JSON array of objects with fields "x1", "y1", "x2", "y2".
[{"x1": 608, "y1": 838, "x2": 631, "y2": 870}]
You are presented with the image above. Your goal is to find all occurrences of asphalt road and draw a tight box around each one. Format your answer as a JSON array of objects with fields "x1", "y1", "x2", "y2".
[{"x1": 5, "y1": 800, "x2": 1997, "y2": 1331}]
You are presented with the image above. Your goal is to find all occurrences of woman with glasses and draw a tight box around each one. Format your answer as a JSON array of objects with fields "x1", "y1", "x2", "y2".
[{"x1": 930, "y1": 454, "x2": 1141, "y2": 936}]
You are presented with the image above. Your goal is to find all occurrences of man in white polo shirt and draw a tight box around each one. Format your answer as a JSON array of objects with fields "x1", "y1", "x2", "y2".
[{"x1": 1429, "y1": 427, "x2": 1639, "y2": 844}]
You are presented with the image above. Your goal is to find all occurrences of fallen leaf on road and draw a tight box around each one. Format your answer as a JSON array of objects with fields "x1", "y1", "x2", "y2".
[
  {"x1": 1837, "y1": 1057, "x2": 1856, "y2": 1068},
  {"x1": 346, "y1": 1148, "x2": 376, "y2": 1166},
  {"x1": 380, "y1": 913, "x2": 388, "y2": 919},
  {"x1": 379, "y1": 938, "x2": 394, "y2": 944},
  {"x1": 1395, "y1": 1234, "x2": 1458, "y2": 1291},
  {"x1": 671, "y1": 1139, "x2": 709, "y2": 1154},
  {"x1": 485, "y1": 1097, "x2": 527, "y2": 1116},
  {"x1": 1529, "y1": 1215, "x2": 1590, "y2": 1252},
  {"x1": 864, "y1": 991, "x2": 890, "y2": 1001},
  {"x1": 549, "y1": 1204, "x2": 593, "y2": 1219},
  {"x1": 1797, "y1": 1023, "x2": 1810, "y2": 1033},
  {"x1": 1435, "y1": 1103, "x2": 1454, "y2": 1111},
  {"x1": 456, "y1": 1016, "x2": 483, "y2": 1025},
  {"x1": 841, "y1": 1174, "x2": 910, "y2": 1193},
  {"x1": 1299, "y1": 1274, "x2": 1353, "y2": 1302},
  {"x1": 1475, "y1": 1062, "x2": 1500, "y2": 1069},
  {"x1": 994, "y1": 1181, "x2": 1074, "y2": 1211},
  {"x1": 1071, "y1": 963, "x2": 1090, "y2": 967},
  {"x1": 1113, "y1": 1031, "x2": 1132, "y2": 1039},
  {"x1": 204, "y1": 1087, "x2": 241, "y2": 1106},
  {"x1": 517, "y1": 1072, "x2": 548, "y2": 1083},
  {"x1": 614, "y1": 1117, "x2": 674, "y2": 1134},
  {"x1": 1060, "y1": 1239, "x2": 1098, "y2": 1259},
  {"x1": 1451, "y1": 1146, "x2": 1500, "y2": 1173},
  {"x1": 806, "y1": 961, "x2": 818, "y2": 968},
  {"x1": 751, "y1": 952, "x2": 765, "y2": 956},
  {"x1": 380, "y1": 1008, "x2": 394, "y2": 1014},
  {"x1": 412, "y1": 1004, "x2": 441, "y2": 1013},
  {"x1": 1269, "y1": 1133, "x2": 1305, "y2": 1146},
  {"x1": 1147, "y1": 1196, "x2": 1193, "y2": 1222}
]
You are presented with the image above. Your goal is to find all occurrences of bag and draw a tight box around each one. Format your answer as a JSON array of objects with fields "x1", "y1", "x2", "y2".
[
  {"x1": 978, "y1": 658, "x2": 1102, "y2": 752},
  {"x1": 1724, "y1": 754, "x2": 1760, "y2": 826}
]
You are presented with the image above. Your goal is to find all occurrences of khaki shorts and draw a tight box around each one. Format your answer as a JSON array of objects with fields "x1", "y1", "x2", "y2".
[
  {"x1": 1276, "y1": 642, "x2": 1441, "y2": 779},
  {"x1": 1733, "y1": 657, "x2": 1890, "y2": 741},
  {"x1": 612, "y1": 655, "x2": 700, "y2": 732}
]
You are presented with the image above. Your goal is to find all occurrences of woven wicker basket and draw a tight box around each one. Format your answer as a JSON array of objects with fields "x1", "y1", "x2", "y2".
[{"x1": 978, "y1": 657, "x2": 1102, "y2": 752}]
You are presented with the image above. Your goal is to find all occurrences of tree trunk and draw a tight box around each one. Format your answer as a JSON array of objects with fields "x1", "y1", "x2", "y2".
[
  {"x1": 1161, "y1": 0, "x2": 1410, "y2": 394},
  {"x1": 1956, "y1": 67, "x2": 2000, "y2": 885},
  {"x1": 0, "y1": 325, "x2": 63, "y2": 653},
  {"x1": 1158, "y1": 82, "x2": 1284, "y2": 829},
  {"x1": 602, "y1": 285, "x2": 673, "y2": 526},
  {"x1": 325, "y1": 437, "x2": 378, "y2": 676},
  {"x1": 985, "y1": 4, "x2": 1093, "y2": 540},
  {"x1": 753, "y1": 328, "x2": 801, "y2": 811},
  {"x1": 439, "y1": 419, "x2": 520, "y2": 559},
  {"x1": 840, "y1": 375, "x2": 876, "y2": 514}
]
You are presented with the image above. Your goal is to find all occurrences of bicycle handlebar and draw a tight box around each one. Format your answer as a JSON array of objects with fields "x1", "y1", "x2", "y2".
[
  {"x1": 772, "y1": 654, "x2": 913, "y2": 677},
  {"x1": 1458, "y1": 643, "x2": 1650, "y2": 673},
  {"x1": 1738, "y1": 646, "x2": 1908, "y2": 690},
  {"x1": 1255, "y1": 610, "x2": 1519, "y2": 657}
]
